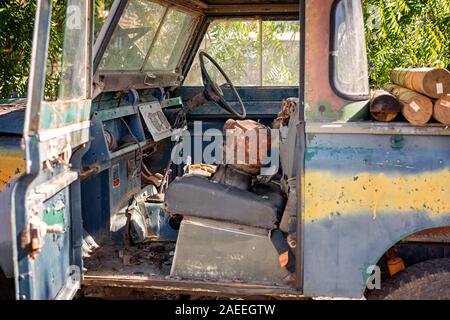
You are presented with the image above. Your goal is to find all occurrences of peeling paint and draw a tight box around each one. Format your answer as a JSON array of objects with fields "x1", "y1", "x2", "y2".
[
  {"x1": 305, "y1": 169, "x2": 450, "y2": 223},
  {"x1": 0, "y1": 141, "x2": 25, "y2": 191},
  {"x1": 39, "y1": 100, "x2": 91, "y2": 131}
]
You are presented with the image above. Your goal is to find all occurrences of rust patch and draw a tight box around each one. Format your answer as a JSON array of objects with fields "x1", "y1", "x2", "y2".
[
  {"x1": 0, "y1": 148, "x2": 25, "y2": 191},
  {"x1": 304, "y1": 0, "x2": 345, "y2": 121},
  {"x1": 403, "y1": 227, "x2": 450, "y2": 243}
]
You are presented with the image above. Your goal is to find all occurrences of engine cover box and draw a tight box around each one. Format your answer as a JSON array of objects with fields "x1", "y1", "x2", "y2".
[{"x1": 170, "y1": 217, "x2": 288, "y2": 285}]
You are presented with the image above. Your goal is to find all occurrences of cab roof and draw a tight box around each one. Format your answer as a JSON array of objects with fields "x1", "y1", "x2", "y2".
[
  {"x1": 203, "y1": 0, "x2": 297, "y2": 3},
  {"x1": 167, "y1": 0, "x2": 299, "y2": 14}
]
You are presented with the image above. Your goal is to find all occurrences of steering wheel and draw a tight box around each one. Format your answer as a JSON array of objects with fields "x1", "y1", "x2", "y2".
[{"x1": 199, "y1": 51, "x2": 246, "y2": 119}]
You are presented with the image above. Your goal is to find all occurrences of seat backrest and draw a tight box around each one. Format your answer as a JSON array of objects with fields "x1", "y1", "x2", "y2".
[{"x1": 279, "y1": 99, "x2": 300, "y2": 181}]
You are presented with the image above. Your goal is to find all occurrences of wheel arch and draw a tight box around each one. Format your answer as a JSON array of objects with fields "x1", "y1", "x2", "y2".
[
  {"x1": 366, "y1": 226, "x2": 450, "y2": 292},
  {"x1": 367, "y1": 226, "x2": 450, "y2": 287},
  {"x1": 302, "y1": 212, "x2": 450, "y2": 299},
  {"x1": 372, "y1": 226, "x2": 450, "y2": 267}
]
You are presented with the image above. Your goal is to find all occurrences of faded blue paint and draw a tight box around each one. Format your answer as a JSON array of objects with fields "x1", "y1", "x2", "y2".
[
  {"x1": 305, "y1": 133, "x2": 450, "y2": 175},
  {"x1": 180, "y1": 86, "x2": 298, "y2": 117},
  {"x1": 303, "y1": 210, "x2": 450, "y2": 298},
  {"x1": 81, "y1": 98, "x2": 148, "y2": 243},
  {"x1": 0, "y1": 108, "x2": 25, "y2": 135},
  {"x1": 302, "y1": 131, "x2": 450, "y2": 298}
]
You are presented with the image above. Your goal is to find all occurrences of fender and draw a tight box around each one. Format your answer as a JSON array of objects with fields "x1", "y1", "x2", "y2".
[{"x1": 302, "y1": 131, "x2": 450, "y2": 298}]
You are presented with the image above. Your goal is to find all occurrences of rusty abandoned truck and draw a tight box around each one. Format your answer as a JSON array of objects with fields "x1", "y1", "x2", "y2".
[{"x1": 1, "y1": 0, "x2": 450, "y2": 300}]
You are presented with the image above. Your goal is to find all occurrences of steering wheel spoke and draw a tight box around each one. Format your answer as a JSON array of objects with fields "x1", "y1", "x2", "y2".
[{"x1": 199, "y1": 51, "x2": 247, "y2": 119}]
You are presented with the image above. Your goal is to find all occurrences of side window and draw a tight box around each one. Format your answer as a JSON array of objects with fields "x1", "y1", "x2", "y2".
[
  {"x1": 44, "y1": 0, "x2": 88, "y2": 101},
  {"x1": 185, "y1": 19, "x2": 300, "y2": 87},
  {"x1": 331, "y1": 0, "x2": 369, "y2": 98},
  {"x1": 59, "y1": 0, "x2": 88, "y2": 100}
]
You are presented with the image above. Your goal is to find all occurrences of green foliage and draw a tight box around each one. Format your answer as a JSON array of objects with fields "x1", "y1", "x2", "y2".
[
  {"x1": 94, "y1": 0, "x2": 114, "y2": 38},
  {"x1": 0, "y1": 0, "x2": 35, "y2": 98},
  {"x1": 45, "y1": 0, "x2": 66, "y2": 100},
  {"x1": 199, "y1": 20, "x2": 261, "y2": 85},
  {"x1": 185, "y1": 20, "x2": 300, "y2": 86},
  {"x1": 363, "y1": 0, "x2": 450, "y2": 88},
  {"x1": 0, "y1": 0, "x2": 113, "y2": 99},
  {"x1": 262, "y1": 21, "x2": 300, "y2": 86}
]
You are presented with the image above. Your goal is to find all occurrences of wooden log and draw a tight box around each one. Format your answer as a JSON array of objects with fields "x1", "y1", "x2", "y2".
[
  {"x1": 433, "y1": 95, "x2": 450, "y2": 125},
  {"x1": 370, "y1": 90, "x2": 401, "y2": 122},
  {"x1": 391, "y1": 67, "x2": 450, "y2": 99},
  {"x1": 383, "y1": 83, "x2": 433, "y2": 125}
]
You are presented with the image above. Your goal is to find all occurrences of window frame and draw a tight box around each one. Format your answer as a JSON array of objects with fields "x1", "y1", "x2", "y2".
[{"x1": 329, "y1": 0, "x2": 370, "y2": 101}]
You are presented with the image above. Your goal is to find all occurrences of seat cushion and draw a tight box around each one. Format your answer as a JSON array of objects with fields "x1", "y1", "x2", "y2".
[{"x1": 165, "y1": 175, "x2": 286, "y2": 229}]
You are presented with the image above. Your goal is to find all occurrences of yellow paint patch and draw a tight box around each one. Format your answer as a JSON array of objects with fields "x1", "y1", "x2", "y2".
[
  {"x1": 305, "y1": 170, "x2": 450, "y2": 222},
  {"x1": 0, "y1": 150, "x2": 25, "y2": 191}
]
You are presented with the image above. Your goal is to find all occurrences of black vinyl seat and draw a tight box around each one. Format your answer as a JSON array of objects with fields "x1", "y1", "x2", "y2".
[{"x1": 165, "y1": 175, "x2": 286, "y2": 229}]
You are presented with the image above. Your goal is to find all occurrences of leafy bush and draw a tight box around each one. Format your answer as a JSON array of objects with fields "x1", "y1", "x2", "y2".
[
  {"x1": 0, "y1": 1, "x2": 35, "y2": 98},
  {"x1": 0, "y1": 0, "x2": 111, "y2": 99},
  {"x1": 364, "y1": 0, "x2": 450, "y2": 88}
]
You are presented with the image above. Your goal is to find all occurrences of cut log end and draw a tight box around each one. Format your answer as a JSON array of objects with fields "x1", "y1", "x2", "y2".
[
  {"x1": 423, "y1": 69, "x2": 450, "y2": 99},
  {"x1": 370, "y1": 90, "x2": 401, "y2": 122},
  {"x1": 371, "y1": 112, "x2": 398, "y2": 122},
  {"x1": 433, "y1": 95, "x2": 450, "y2": 125},
  {"x1": 383, "y1": 83, "x2": 434, "y2": 125},
  {"x1": 401, "y1": 96, "x2": 433, "y2": 125}
]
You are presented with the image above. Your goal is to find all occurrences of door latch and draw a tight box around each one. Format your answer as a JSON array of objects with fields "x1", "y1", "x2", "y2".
[{"x1": 21, "y1": 215, "x2": 65, "y2": 259}]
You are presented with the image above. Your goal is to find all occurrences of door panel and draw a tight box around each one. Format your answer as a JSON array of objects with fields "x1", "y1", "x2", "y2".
[{"x1": 12, "y1": 0, "x2": 93, "y2": 300}]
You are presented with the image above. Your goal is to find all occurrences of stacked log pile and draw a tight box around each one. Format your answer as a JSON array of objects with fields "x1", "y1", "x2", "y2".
[
  {"x1": 382, "y1": 84, "x2": 433, "y2": 125},
  {"x1": 390, "y1": 68, "x2": 450, "y2": 99},
  {"x1": 375, "y1": 67, "x2": 450, "y2": 125}
]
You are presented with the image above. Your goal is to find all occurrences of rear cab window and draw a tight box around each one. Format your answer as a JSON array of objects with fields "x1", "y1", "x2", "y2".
[{"x1": 184, "y1": 19, "x2": 300, "y2": 87}]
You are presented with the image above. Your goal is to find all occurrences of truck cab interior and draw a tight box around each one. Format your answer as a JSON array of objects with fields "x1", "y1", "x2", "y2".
[
  {"x1": 3, "y1": 0, "x2": 390, "y2": 300},
  {"x1": 81, "y1": 0, "x2": 302, "y2": 293},
  {"x1": 3, "y1": 0, "x2": 450, "y2": 301}
]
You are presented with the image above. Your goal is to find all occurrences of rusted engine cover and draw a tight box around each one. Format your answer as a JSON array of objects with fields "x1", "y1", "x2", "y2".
[{"x1": 223, "y1": 119, "x2": 271, "y2": 175}]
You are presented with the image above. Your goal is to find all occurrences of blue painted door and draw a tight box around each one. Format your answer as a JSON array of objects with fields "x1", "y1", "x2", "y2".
[{"x1": 12, "y1": 0, "x2": 93, "y2": 299}]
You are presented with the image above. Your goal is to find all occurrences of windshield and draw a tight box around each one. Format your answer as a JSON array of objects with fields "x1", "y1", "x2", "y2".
[{"x1": 99, "y1": 0, "x2": 197, "y2": 72}]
